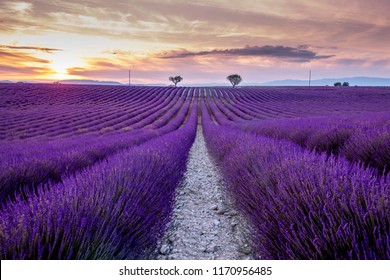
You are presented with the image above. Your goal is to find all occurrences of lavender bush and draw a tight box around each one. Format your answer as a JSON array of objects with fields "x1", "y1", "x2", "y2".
[
  {"x1": 0, "y1": 86, "x2": 194, "y2": 205},
  {"x1": 236, "y1": 112, "x2": 390, "y2": 173},
  {"x1": 0, "y1": 85, "x2": 183, "y2": 140},
  {"x1": 0, "y1": 103, "x2": 197, "y2": 259},
  {"x1": 202, "y1": 109, "x2": 390, "y2": 259}
]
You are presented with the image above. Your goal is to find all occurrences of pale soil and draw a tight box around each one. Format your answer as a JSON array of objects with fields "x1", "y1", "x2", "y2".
[{"x1": 155, "y1": 125, "x2": 255, "y2": 260}]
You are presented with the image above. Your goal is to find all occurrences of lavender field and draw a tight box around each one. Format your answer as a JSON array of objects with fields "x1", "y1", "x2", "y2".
[{"x1": 0, "y1": 84, "x2": 389, "y2": 259}]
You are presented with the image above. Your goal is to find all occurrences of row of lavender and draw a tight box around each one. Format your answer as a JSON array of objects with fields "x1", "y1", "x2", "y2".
[
  {"x1": 204, "y1": 86, "x2": 390, "y2": 121},
  {"x1": 202, "y1": 104, "x2": 389, "y2": 259},
  {"x1": 0, "y1": 86, "x2": 194, "y2": 206},
  {"x1": 202, "y1": 87, "x2": 390, "y2": 259},
  {"x1": 0, "y1": 85, "x2": 197, "y2": 259},
  {"x1": 237, "y1": 112, "x2": 390, "y2": 173},
  {"x1": 206, "y1": 87, "x2": 390, "y2": 174},
  {"x1": 0, "y1": 84, "x2": 191, "y2": 140}
]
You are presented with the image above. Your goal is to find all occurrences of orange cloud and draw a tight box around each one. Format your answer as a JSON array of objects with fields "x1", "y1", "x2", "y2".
[{"x1": 0, "y1": 48, "x2": 55, "y2": 79}]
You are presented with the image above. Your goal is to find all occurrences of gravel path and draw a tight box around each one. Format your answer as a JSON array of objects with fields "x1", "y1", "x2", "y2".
[{"x1": 156, "y1": 124, "x2": 254, "y2": 260}]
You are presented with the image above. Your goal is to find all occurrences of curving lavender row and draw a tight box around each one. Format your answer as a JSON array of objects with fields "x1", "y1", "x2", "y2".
[
  {"x1": 0, "y1": 102, "x2": 197, "y2": 259},
  {"x1": 0, "y1": 87, "x2": 194, "y2": 206},
  {"x1": 0, "y1": 85, "x2": 181, "y2": 140},
  {"x1": 202, "y1": 102, "x2": 390, "y2": 260},
  {"x1": 211, "y1": 86, "x2": 390, "y2": 120},
  {"x1": 0, "y1": 130, "x2": 157, "y2": 206},
  {"x1": 236, "y1": 112, "x2": 390, "y2": 173}
]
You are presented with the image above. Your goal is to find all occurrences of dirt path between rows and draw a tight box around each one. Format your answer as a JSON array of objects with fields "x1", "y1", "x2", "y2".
[{"x1": 156, "y1": 123, "x2": 254, "y2": 260}]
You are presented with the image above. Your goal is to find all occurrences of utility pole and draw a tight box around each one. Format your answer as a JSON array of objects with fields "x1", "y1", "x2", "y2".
[
  {"x1": 309, "y1": 70, "x2": 311, "y2": 87},
  {"x1": 128, "y1": 70, "x2": 131, "y2": 86}
]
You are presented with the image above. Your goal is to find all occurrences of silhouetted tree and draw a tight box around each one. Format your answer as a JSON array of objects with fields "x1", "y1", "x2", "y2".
[
  {"x1": 334, "y1": 82, "x2": 342, "y2": 87},
  {"x1": 169, "y1": 76, "x2": 183, "y2": 87},
  {"x1": 227, "y1": 74, "x2": 242, "y2": 88},
  {"x1": 342, "y1": 82, "x2": 350, "y2": 86}
]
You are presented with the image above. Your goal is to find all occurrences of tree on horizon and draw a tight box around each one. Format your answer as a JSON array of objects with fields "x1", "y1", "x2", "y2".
[
  {"x1": 227, "y1": 74, "x2": 242, "y2": 88},
  {"x1": 169, "y1": 76, "x2": 183, "y2": 87}
]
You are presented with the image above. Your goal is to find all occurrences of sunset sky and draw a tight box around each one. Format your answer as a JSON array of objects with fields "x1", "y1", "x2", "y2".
[{"x1": 1, "y1": 0, "x2": 390, "y2": 84}]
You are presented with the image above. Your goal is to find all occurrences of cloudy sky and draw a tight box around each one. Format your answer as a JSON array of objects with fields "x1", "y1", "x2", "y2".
[{"x1": 1, "y1": 0, "x2": 390, "y2": 84}]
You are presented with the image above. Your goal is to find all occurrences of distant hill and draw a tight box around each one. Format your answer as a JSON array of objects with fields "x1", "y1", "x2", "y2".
[
  {"x1": 0, "y1": 80, "x2": 14, "y2": 83},
  {"x1": 259, "y1": 76, "x2": 390, "y2": 86}
]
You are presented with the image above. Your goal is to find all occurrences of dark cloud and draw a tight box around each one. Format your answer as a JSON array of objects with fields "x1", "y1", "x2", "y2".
[
  {"x1": 0, "y1": 45, "x2": 62, "y2": 53},
  {"x1": 159, "y1": 45, "x2": 335, "y2": 62}
]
